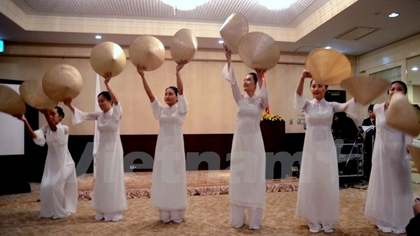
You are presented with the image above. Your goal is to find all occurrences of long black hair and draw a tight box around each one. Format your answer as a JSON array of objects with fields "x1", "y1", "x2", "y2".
[
  {"x1": 247, "y1": 72, "x2": 258, "y2": 84},
  {"x1": 165, "y1": 86, "x2": 178, "y2": 96},
  {"x1": 55, "y1": 106, "x2": 65, "y2": 119},
  {"x1": 98, "y1": 91, "x2": 112, "y2": 100}
]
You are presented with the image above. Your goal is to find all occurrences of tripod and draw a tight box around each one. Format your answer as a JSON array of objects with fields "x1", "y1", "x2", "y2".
[
  {"x1": 363, "y1": 127, "x2": 375, "y2": 180},
  {"x1": 345, "y1": 128, "x2": 363, "y2": 168}
]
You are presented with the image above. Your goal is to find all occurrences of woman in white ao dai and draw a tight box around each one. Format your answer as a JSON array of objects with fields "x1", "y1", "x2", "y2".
[
  {"x1": 15, "y1": 107, "x2": 77, "y2": 219},
  {"x1": 364, "y1": 81, "x2": 414, "y2": 234},
  {"x1": 294, "y1": 71, "x2": 360, "y2": 233},
  {"x1": 65, "y1": 73, "x2": 127, "y2": 222},
  {"x1": 137, "y1": 62, "x2": 188, "y2": 223},
  {"x1": 223, "y1": 45, "x2": 268, "y2": 230}
]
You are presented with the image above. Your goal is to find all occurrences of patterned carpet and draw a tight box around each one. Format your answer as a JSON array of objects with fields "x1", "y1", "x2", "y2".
[
  {"x1": 0, "y1": 172, "x2": 419, "y2": 236},
  {"x1": 77, "y1": 170, "x2": 299, "y2": 200}
]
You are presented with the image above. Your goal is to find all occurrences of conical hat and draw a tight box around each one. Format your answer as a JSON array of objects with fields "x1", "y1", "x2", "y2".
[
  {"x1": 238, "y1": 32, "x2": 280, "y2": 71},
  {"x1": 129, "y1": 36, "x2": 165, "y2": 71},
  {"x1": 42, "y1": 64, "x2": 84, "y2": 102},
  {"x1": 170, "y1": 29, "x2": 198, "y2": 64},
  {"x1": 220, "y1": 13, "x2": 249, "y2": 54},
  {"x1": 408, "y1": 145, "x2": 420, "y2": 173},
  {"x1": 340, "y1": 76, "x2": 390, "y2": 105},
  {"x1": 20, "y1": 80, "x2": 58, "y2": 110},
  {"x1": 305, "y1": 48, "x2": 351, "y2": 85},
  {"x1": 385, "y1": 92, "x2": 420, "y2": 137},
  {"x1": 0, "y1": 85, "x2": 26, "y2": 115},
  {"x1": 90, "y1": 41, "x2": 126, "y2": 77}
]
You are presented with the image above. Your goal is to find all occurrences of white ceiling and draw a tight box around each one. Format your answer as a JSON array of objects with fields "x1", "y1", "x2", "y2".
[
  {"x1": 1, "y1": 0, "x2": 420, "y2": 56},
  {"x1": 9, "y1": 0, "x2": 319, "y2": 26}
]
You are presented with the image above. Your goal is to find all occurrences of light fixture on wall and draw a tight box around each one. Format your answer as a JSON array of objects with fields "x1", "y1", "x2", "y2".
[
  {"x1": 388, "y1": 12, "x2": 399, "y2": 18},
  {"x1": 95, "y1": 35, "x2": 102, "y2": 39},
  {"x1": 257, "y1": 0, "x2": 298, "y2": 10},
  {"x1": 325, "y1": 46, "x2": 332, "y2": 49},
  {"x1": 161, "y1": 0, "x2": 209, "y2": 13},
  {"x1": 412, "y1": 67, "x2": 419, "y2": 71}
]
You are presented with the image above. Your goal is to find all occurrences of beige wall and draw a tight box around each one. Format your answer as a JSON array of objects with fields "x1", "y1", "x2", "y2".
[
  {"x1": 0, "y1": 43, "x2": 357, "y2": 134},
  {"x1": 414, "y1": 86, "x2": 420, "y2": 104},
  {"x1": 358, "y1": 33, "x2": 420, "y2": 105}
]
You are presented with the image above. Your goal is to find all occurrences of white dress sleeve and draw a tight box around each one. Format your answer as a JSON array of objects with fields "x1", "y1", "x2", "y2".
[
  {"x1": 257, "y1": 83, "x2": 268, "y2": 109},
  {"x1": 51, "y1": 124, "x2": 69, "y2": 144},
  {"x1": 151, "y1": 99, "x2": 164, "y2": 119},
  {"x1": 331, "y1": 98, "x2": 363, "y2": 121},
  {"x1": 405, "y1": 134, "x2": 414, "y2": 160},
  {"x1": 177, "y1": 94, "x2": 188, "y2": 114},
  {"x1": 372, "y1": 103, "x2": 381, "y2": 118},
  {"x1": 221, "y1": 63, "x2": 243, "y2": 103},
  {"x1": 72, "y1": 107, "x2": 100, "y2": 125},
  {"x1": 294, "y1": 92, "x2": 309, "y2": 114},
  {"x1": 112, "y1": 103, "x2": 123, "y2": 119},
  {"x1": 63, "y1": 125, "x2": 69, "y2": 136},
  {"x1": 33, "y1": 125, "x2": 48, "y2": 146}
]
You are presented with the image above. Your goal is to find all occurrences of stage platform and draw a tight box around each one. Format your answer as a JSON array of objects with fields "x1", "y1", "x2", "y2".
[{"x1": 77, "y1": 170, "x2": 298, "y2": 200}]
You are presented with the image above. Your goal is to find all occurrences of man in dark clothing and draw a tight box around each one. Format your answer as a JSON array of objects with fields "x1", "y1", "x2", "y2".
[
  {"x1": 406, "y1": 198, "x2": 420, "y2": 235},
  {"x1": 361, "y1": 104, "x2": 375, "y2": 181},
  {"x1": 332, "y1": 112, "x2": 362, "y2": 142}
]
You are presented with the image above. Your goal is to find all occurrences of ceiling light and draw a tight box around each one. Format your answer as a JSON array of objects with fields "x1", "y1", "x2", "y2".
[
  {"x1": 161, "y1": 0, "x2": 209, "y2": 11},
  {"x1": 95, "y1": 35, "x2": 102, "y2": 39},
  {"x1": 218, "y1": 40, "x2": 224, "y2": 44},
  {"x1": 412, "y1": 67, "x2": 419, "y2": 71},
  {"x1": 257, "y1": 0, "x2": 298, "y2": 10},
  {"x1": 325, "y1": 46, "x2": 332, "y2": 49},
  {"x1": 388, "y1": 12, "x2": 399, "y2": 18}
]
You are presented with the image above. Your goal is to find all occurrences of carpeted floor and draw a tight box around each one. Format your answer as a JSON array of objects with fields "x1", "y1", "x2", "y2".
[
  {"x1": 1, "y1": 182, "x2": 419, "y2": 235},
  {"x1": 77, "y1": 171, "x2": 299, "y2": 200},
  {"x1": 1, "y1": 157, "x2": 418, "y2": 235}
]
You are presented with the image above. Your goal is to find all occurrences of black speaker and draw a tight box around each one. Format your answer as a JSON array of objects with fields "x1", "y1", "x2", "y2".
[{"x1": 325, "y1": 90, "x2": 346, "y2": 103}]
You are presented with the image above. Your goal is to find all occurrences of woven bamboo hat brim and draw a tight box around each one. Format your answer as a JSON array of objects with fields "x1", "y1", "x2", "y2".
[
  {"x1": 170, "y1": 29, "x2": 198, "y2": 64},
  {"x1": 305, "y1": 48, "x2": 352, "y2": 85},
  {"x1": 0, "y1": 85, "x2": 26, "y2": 115},
  {"x1": 238, "y1": 32, "x2": 280, "y2": 71},
  {"x1": 340, "y1": 76, "x2": 390, "y2": 105},
  {"x1": 42, "y1": 64, "x2": 84, "y2": 102},
  {"x1": 385, "y1": 92, "x2": 420, "y2": 137},
  {"x1": 90, "y1": 42, "x2": 126, "y2": 77},
  {"x1": 408, "y1": 145, "x2": 420, "y2": 173},
  {"x1": 20, "y1": 80, "x2": 58, "y2": 110},
  {"x1": 129, "y1": 36, "x2": 165, "y2": 71},
  {"x1": 220, "y1": 13, "x2": 249, "y2": 54}
]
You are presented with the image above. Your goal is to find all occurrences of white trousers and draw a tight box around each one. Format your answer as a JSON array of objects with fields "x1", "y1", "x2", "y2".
[
  {"x1": 230, "y1": 204, "x2": 263, "y2": 230},
  {"x1": 95, "y1": 211, "x2": 123, "y2": 222},
  {"x1": 308, "y1": 221, "x2": 334, "y2": 232},
  {"x1": 159, "y1": 209, "x2": 186, "y2": 223}
]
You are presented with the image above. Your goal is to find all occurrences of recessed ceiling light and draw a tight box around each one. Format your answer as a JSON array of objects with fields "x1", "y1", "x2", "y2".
[
  {"x1": 412, "y1": 67, "x2": 419, "y2": 71},
  {"x1": 218, "y1": 40, "x2": 224, "y2": 44},
  {"x1": 388, "y1": 12, "x2": 399, "y2": 18},
  {"x1": 95, "y1": 35, "x2": 102, "y2": 39},
  {"x1": 325, "y1": 46, "x2": 332, "y2": 49},
  {"x1": 258, "y1": 0, "x2": 298, "y2": 10}
]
